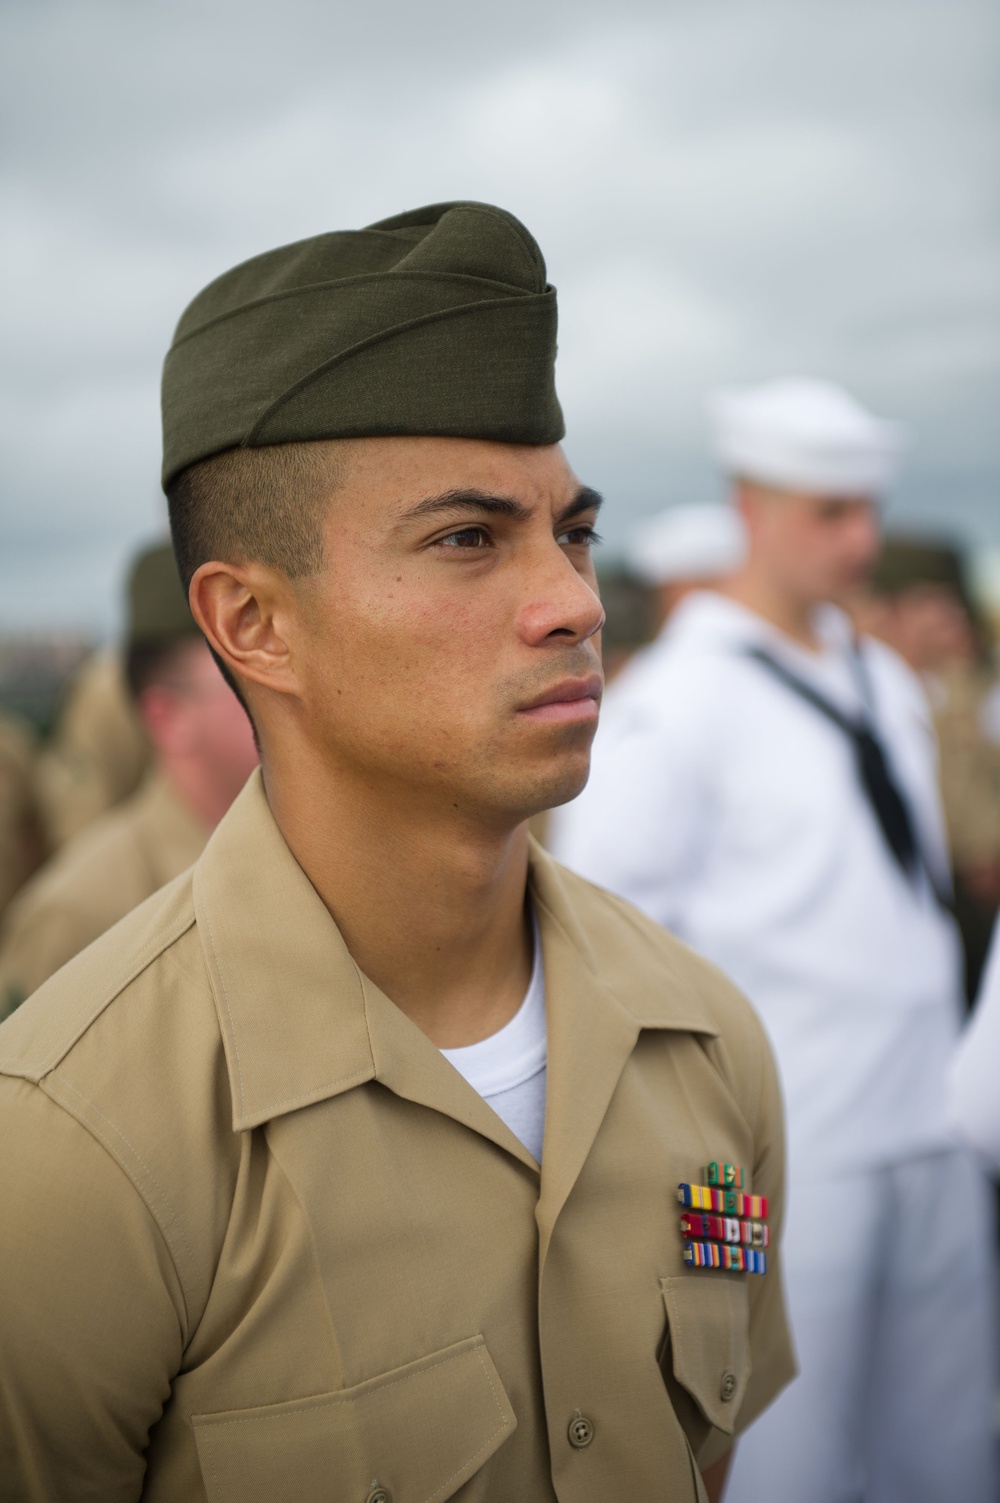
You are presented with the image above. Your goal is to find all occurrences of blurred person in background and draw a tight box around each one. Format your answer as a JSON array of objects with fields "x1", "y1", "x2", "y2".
[
  {"x1": 0, "y1": 712, "x2": 45, "y2": 918},
  {"x1": 950, "y1": 916, "x2": 1000, "y2": 1171},
  {"x1": 626, "y1": 502, "x2": 747, "y2": 632},
  {"x1": 551, "y1": 376, "x2": 998, "y2": 1503},
  {"x1": 34, "y1": 639, "x2": 151, "y2": 849},
  {"x1": 856, "y1": 536, "x2": 1000, "y2": 998},
  {"x1": 0, "y1": 541, "x2": 258, "y2": 1019}
]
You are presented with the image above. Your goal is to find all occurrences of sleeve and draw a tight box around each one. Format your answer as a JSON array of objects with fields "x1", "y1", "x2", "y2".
[
  {"x1": 547, "y1": 665, "x2": 719, "y2": 934},
  {"x1": 737, "y1": 1017, "x2": 797, "y2": 1435},
  {"x1": 0, "y1": 1076, "x2": 186, "y2": 1501},
  {"x1": 949, "y1": 919, "x2": 1000, "y2": 1171}
]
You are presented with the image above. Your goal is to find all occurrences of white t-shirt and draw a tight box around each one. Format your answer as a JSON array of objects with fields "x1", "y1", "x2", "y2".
[{"x1": 441, "y1": 924, "x2": 547, "y2": 1164}]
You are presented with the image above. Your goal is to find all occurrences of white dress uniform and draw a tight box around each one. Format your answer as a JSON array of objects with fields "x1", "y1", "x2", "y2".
[
  {"x1": 551, "y1": 380, "x2": 999, "y2": 1502},
  {"x1": 550, "y1": 594, "x2": 998, "y2": 1501}
]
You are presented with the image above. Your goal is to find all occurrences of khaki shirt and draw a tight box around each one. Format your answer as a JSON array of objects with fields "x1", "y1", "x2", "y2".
[
  {"x1": 34, "y1": 646, "x2": 150, "y2": 848},
  {"x1": 0, "y1": 772, "x2": 794, "y2": 1502},
  {"x1": 0, "y1": 773, "x2": 207, "y2": 1017}
]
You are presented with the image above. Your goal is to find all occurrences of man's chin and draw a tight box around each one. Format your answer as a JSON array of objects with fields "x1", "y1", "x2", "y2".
[{"x1": 513, "y1": 755, "x2": 592, "y2": 820}]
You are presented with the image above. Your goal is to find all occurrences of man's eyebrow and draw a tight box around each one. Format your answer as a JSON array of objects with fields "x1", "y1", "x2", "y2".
[
  {"x1": 399, "y1": 485, "x2": 604, "y2": 525},
  {"x1": 399, "y1": 489, "x2": 532, "y2": 522},
  {"x1": 555, "y1": 487, "x2": 604, "y2": 525}
]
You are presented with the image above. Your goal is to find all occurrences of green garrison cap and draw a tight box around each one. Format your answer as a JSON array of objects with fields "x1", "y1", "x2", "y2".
[
  {"x1": 126, "y1": 542, "x2": 199, "y2": 647},
  {"x1": 161, "y1": 201, "x2": 564, "y2": 488}
]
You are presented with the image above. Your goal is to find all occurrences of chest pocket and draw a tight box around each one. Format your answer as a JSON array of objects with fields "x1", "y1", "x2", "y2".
[
  {"x1": 192, "y1": 1334, "x2": 516, "y2": 1503},
  {"x1": 658, "y1": 1275, "x2": 751, "y2": 1465}
]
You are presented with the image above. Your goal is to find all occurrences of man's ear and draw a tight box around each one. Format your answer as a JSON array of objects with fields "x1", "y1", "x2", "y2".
[{"x1": 188, "y1": 562, "x2": 300, "y2": 699}]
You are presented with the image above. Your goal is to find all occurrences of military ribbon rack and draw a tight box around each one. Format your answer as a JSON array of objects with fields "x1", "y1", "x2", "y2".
[{"x1": 677, "y1": 1162, "x2": 770, "y2": 1274}]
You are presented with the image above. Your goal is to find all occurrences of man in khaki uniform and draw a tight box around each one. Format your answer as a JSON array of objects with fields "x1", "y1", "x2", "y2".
[
  {"x1": 34, "y1": 642, "x2": 150, "y2": 847},
  {"x1": 0, "y1": 202, "x2": 793, "y2": 1502},
  {"x1": 0, "y1": 543, "x2": 258, "y2": 1017}
]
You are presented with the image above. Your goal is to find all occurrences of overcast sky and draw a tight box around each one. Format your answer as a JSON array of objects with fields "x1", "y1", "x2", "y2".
[{"x1": 1, "y1": 0, "x2": 997, "y2": 632}]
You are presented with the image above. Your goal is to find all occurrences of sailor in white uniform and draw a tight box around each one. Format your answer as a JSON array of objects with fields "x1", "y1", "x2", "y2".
[
  {"x1": 550, "y1": 378, "x2": 999, "y2": 1503},
  {"x1": 625, "y1": 501, "x2": 747, "y2": 629}
]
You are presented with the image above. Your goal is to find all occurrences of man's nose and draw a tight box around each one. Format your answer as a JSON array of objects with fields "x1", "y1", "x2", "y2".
[{"x1": 517, "y1": 543, "x2": 605, "y2": 647}]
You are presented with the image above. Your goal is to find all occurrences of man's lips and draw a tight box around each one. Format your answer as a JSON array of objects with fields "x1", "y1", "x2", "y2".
[{"x1": 517, "y1": 675, "x2": 603, "y2": 723}]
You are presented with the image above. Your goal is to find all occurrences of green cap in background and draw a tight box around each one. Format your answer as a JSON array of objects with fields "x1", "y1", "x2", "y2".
[
  {"x1": 161, "y1": 201, "x2": 564, "y2": 488},
  {"x1": 126, "y1": 542, "x2": 199, "y2": 648},
  {"x1": 871, "y1": 535, "x2": 968, "y2": 600}
]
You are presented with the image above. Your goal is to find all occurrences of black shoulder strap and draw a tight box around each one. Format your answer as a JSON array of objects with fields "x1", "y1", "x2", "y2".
[
  {"x1": 745, "y1": 646, "x2": 950, "y2": 908},
  {"x1": 745, "y1": 646, "x2": 857, "y2": 736}
]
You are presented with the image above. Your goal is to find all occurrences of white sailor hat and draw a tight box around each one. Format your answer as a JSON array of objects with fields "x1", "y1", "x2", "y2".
[
  {"x1": 626, "y1": 503, "x2": 746, "y2": 586},
  {"x1": 711, "y1": 377, "x2": 903, "y2": 497}
]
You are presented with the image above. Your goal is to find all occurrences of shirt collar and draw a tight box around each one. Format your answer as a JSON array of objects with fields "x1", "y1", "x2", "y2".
[
  {"x1": 193, "y1": 771, "x2": 717, "y2": 1137},
  {"x1": 666, "y1": 588, "x2": 852, "y2": 660}
]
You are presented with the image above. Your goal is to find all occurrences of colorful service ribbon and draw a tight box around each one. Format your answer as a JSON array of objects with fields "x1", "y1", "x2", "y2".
[
  {"x1": 684, "y1": 1241, "x2": 767, "y2": 1274},
  {"x1": 676, "y1": 1183, "x2": 769, "y2": 1220}
]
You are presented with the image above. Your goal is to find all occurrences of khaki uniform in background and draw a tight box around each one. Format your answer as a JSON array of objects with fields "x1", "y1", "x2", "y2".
[
  {"x1": 932, "y1": 664, "x2": 1000, "y2": 997},
  {"x1": 0, "y1": 773, "x2": 206, "y2": 1019},
  {"x1": 0, "y1": 713, "x2": 45, "y2": 919},
  {"x1": 0, "y1": 771, "x2": 794, "y2": 1502},
  {"x1": 34, "y1": 645, "x2": 150, "y2": 848},
  {"x1": 932, "y1": 664, "x2": 1000, "y2": 871}
]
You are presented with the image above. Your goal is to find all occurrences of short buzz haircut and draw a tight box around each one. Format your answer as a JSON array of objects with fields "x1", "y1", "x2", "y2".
[{"x1": 166, "y1": 440, "x2": 346, "y2": 588}]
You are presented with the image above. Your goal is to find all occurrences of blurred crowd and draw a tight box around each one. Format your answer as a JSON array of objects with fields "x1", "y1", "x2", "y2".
[{"x1": 0, "y1": 542, "x2": 258, "y2": 1016}]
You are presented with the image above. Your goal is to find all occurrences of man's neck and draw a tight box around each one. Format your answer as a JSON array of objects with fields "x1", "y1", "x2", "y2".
[
  {"x1": 722, "y1": 570, "x2": 822, "y2": 651},
  {"x1": 261, "y1": 746, "x2": 534, "y2": 1050}
]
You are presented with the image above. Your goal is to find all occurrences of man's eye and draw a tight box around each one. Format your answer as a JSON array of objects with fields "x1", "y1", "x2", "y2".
[
  {"x1": 558, "y1": 526, "x2": 603, "y2": 548},
  {"x1": 437, "y1": 527, "x2": 491, "y2": 549}
]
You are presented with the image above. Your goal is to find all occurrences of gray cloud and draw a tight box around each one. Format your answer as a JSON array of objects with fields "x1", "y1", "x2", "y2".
[{"x1": 1, "y1": 0, "x2": 997, "y2": 630}]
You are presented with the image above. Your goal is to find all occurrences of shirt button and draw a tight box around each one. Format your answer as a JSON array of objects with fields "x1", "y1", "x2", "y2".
[
  {"x1": 720, "y1": 1370, "x2": 738, "y2": 1402},
  {"x1": 567, "y1": 1409, "x2": 595, "y2": 1449},
  {"x1": 366, "y1": 1486, "x2": 391, "y2": 1503}
]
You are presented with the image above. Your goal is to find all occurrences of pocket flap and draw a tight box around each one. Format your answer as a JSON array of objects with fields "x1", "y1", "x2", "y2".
[
  {"x1": 660, "y1": 1275, "x2": 751, "y2": 1435},
  {"x1": 193, "y1": 1334, "x2": 516, "y2": 1503}
]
